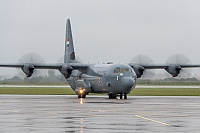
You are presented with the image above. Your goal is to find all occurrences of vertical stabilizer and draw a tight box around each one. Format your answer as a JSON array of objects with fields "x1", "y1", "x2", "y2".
[{"x1": 64, "y1": 19, "x2": 79, "y2": 63}]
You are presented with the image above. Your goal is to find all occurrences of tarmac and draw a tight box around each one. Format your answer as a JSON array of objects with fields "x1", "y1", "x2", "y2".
[{"x1": 0, "y1": 95, "x2": 199, "y2": 133}]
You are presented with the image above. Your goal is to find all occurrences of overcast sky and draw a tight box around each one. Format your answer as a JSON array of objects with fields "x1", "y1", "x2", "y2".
[{"x1": 0, "y1": 0, "x2": 200, "y2": 78}]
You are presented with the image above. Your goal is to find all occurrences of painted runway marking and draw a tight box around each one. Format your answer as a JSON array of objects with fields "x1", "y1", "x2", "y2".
[{"x1": 135, "y1": 115, "x2": 171, "y2": 126}]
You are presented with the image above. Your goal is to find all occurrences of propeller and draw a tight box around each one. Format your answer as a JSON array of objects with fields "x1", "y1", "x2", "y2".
[
  {"x1": 17, "y1": 53, "x2": 47, "y2": 78},
  {"x1": 165, "y1": 54, "x2": 192, "y2": 78},
  {"x1": 130, "y1": 54, "x2": 156, "y2": 79}
]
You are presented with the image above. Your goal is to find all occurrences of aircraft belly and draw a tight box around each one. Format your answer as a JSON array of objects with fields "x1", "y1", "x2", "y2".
[
  {"x1": 90, "y1": 78, "x2": 106, "y2": 93},
  {"x1": 103, "y1": 76, "x2": 118, "y2": 93},
  {"x1": 67, "y1": 75, "x2": 135, "y2": 94},
  {"x1": 106, "y1": 82, "x2": 119, "y2": 93},
  {"x1": 104, "y1": 76, "x2": 135, "y2": 94},
  {"x1": 67, "y1": 76, "x2": 105, "y2": 93}
]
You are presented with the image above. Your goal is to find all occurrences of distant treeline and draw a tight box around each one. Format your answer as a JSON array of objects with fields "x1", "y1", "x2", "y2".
[
  {"x1": 0, "y1": 70, "x2": 67, "y2": 85},
  {"x1": 137, "y1": 78, "x2": 200, "y2": 85}
]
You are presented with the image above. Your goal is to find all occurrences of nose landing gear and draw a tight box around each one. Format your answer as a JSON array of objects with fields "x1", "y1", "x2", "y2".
[
  {"x1": 77, "y1": 89, "x2": 87, "y2": 98},
  {"x1": 78, "y1": 94, "x2": 86, "y2": 98}
]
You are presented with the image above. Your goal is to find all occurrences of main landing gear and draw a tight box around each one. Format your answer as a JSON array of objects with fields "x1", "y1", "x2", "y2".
[
  {"x1": 108, "y1": 93, "x2": 127, "y2": 99},
  {"x1": 108, "y1": 93, "x2": 117, "y2": 99}
]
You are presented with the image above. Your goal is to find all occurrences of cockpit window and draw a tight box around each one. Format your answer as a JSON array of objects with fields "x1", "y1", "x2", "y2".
[
  {"x1": 113, "y1": 67, "x2": 120, "y2": 73},
  {"x1": 113, "y1": 67, "x2": 132, "y2": 73}
]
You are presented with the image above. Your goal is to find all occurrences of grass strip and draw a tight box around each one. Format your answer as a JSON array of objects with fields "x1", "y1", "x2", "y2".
[
  {"x1": 130, "y1": 88, "x2": 200, "y2": 96},
  {"x1": 0, "y1": 87, "x2": 75, "y2": 95},
  {"x1": 0, "y1": 87, "x2": 199, "y2": 96}
]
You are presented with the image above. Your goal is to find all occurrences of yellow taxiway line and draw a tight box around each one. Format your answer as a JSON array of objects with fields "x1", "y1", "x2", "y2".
[{"x1": 135, "y1": 115, "x2": 171, "y2": 126}]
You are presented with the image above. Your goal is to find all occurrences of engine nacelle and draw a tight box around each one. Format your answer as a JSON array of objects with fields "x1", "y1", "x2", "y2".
[
  {"x1": 132, "y1": 65, "x2": 145, "y2": 78},
  {"x1": 165, "y1": 64, "x2": 181, "y2": 77},
  {"x1": 21, "y1": 64, "x2": 34, "y2": 77},
  {"x1": 59, "y1": 65, "x2": 73, "y2": 78}
]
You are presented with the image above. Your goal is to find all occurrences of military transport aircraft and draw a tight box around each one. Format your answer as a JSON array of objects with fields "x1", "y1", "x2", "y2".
[{"x1": 0, "y1": 19, "x2": 199, "y2": 99}]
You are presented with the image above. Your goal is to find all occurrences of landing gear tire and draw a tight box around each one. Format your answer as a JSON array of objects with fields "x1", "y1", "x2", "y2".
[
  {"x1": 108, "y1": 93, "x2": 116, "y2": 99},
  {"x1": 124, "y1": 93, "x2": 127, "y2": 99},
  {"x1": 78, "y1": 94, "x2": 86, "y2": 98},
  {"x1": 120, "y1": 93, "x2": 123, "y2": 99}
]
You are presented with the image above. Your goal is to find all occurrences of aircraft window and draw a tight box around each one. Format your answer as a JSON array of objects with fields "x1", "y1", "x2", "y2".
[
  {"x1": 114, "y1": 67, "x2": 132, "y2": 73},
  {"x1": 125, "y1": 68, "x2": 129, "y2": 72},
  {"x1": 120, "y1": 68, "x2": 125, "y2": 73},
  {"x1": 113, "y1": 67, "x2": 120, "y2": 73}
]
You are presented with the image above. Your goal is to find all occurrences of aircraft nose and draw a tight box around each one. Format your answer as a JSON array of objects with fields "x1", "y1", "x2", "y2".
[{"x1": 121, "y1": 77, "x2": 134, "y2": 90}]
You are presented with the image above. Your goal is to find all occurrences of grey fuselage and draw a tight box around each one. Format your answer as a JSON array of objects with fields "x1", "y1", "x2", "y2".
[{"x1": 67, "y1": 63, "x2": 137, "y2": 95}]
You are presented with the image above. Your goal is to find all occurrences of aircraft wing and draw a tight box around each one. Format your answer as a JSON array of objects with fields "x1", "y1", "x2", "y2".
[
  {"x1": 0, "y1": 63, "x2": 60, "y2": 69},
  {"x1": 129, "y1": 64, "x2": 200, "y2": 69},
  {"x1": 0, "y1": 63, "x2": 89, "y2": 69},
  {"x1": 0, "y1": 63, "x2": 89, "y2": 77},
  {"x1": 128, "y1": 63, "x2": 200, "y2": 78}
]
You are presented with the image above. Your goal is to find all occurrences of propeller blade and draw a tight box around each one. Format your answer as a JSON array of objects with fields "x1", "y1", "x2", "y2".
[
  {"x1": 166, "y1": 54, "x2": 192, "y2": 78},
  {"x1": 17, "y1": 53, "x2": 47, "y2": 78},
  {"x1": 130, "y1": 54, "x2": 156, "y2": 79}
]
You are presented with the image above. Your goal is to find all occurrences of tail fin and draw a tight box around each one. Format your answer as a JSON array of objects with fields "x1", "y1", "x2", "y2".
[{"x1": 64, "y1": 19, "x2": 79, "y2": 63}]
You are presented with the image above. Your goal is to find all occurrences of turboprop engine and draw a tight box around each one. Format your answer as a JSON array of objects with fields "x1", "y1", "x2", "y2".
[
  {"x1": 21, "y1": 64, "x2": 34, "y2": 77},
  {"x1": 132, "y1": 65, "x2": 145, "y2": 78},
  {"x1": 165, "y1": 64, "x2": 181, "y2": 77},
  {"x1": 59, "y1": 65, "x2": 73, "y2": 78}
]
